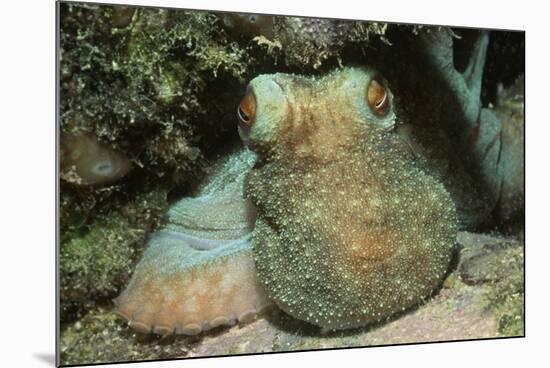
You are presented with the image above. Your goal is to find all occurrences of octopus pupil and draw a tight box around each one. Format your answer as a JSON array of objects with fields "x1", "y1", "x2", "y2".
[
  {"x1": 94, "y1": 161, "x2": 113, "y2": 175},
  {"x1": 238, "y1": 106, "x2": 250, "y2": 122},
  {"x1": 367, "y1": 79, "x2": 389, "y2": 115},
  {"x1": 376, "y1": 94, "x2": 386, "y2": 109}
]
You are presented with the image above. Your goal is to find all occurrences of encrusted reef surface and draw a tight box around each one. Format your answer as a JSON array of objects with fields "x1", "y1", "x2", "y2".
[
  {"x1": 60, "y1": 231, "x2": 523, "y2": 365},
  {"x1": 58, "y1": 2, "x2": 524, "y2": 365}
]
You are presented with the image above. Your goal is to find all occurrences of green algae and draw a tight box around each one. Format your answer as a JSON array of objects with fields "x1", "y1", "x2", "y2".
[
  {"x1": 60, "y1": 3, "x2": 251, "y2": 174},
  {"x1": 476, "y1": 246, "x2": 524, "y2": 337},
  {"x1": 60, "y1": 307, "x2": 193, "y2": 365},
  {"x1": 454, "y1": 232, "x2": 524, "y2": 337},
  {"x1": 270, "y1": 17, "x2": 389, "y2": 70},
  {"x1": 60, "y1": 190, "x2": 169, "y2": 323}
]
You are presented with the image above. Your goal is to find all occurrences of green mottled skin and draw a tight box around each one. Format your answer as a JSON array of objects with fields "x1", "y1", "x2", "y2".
[{"x1": 242, "y1": 67, "x2": 457, "y2": 330}]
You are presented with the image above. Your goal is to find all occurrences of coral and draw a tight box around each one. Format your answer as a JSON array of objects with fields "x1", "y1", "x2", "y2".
[
  {"x1": 243, "y1": 67, "x2": 457, "y2": 330},
  {"x1": 219, "y1": 13, "x2": 275, "y2": 39},
  {"x1": 273, "y1": 17, "x2": 351, "y2": 69},
  {"x1": 474, "y1": 247, "x2": 524, "y2": 336},
  {"x1": 455, "y1": 232, "x2": 524, "y2": 337},
  {"x1": 59, "y1": 3, "x2": 251, "y2": 180}
]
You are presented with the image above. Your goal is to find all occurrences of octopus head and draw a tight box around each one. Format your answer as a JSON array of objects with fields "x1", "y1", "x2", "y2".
[
  {"x1": 237, "y1": 67, "x2": 396, "y2": 161},
  {"x1": 240, "y1": 67, "x2": 457, "y2": 331}
]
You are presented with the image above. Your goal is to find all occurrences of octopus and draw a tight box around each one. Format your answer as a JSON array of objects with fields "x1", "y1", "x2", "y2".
[
  {"x1": 115, "y1": 66, "x2": 457, "y2": 335},
  {"x1": 60, "y1": 131, "x2": 132, "y2": 186},
  {"x1": 115, "y1": 149, "x2": 271, "y2": 335}
]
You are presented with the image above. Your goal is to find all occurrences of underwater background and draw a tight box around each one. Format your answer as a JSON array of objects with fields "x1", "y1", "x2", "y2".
[{"x1": 58, "y1": 2, "x2": 524, "y2": 365}]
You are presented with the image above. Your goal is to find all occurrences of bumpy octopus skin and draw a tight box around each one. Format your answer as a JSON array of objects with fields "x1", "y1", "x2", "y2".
[{"x1": 241, "y1": 67, "x2": 458, "y2": 330}]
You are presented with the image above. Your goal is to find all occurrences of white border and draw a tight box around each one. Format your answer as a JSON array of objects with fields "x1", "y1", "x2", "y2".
[{"x1": 1, "y1": 0, "x2": 547, "y2": 367}]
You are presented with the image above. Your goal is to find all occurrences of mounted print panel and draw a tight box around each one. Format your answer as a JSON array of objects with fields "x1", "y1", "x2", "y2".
[{"x1": 57, "y1": 1, "x2": 525, "y2": 366}]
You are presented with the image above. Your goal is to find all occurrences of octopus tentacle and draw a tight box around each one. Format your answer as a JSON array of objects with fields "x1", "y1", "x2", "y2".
[
  {"x1": 115, "y1": 233, "x2": 270, "y2": 335},
  {"x1": 115, "y1": 149, "x2": 271, "y2": 335}
]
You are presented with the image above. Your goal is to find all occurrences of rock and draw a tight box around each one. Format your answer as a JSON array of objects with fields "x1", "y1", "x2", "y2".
[{"x1": 457, "y1": 231, "x2": 522, "y2": 285}]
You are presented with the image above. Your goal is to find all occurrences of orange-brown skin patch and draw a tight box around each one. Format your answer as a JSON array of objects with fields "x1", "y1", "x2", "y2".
[{"x1": 115, "y1": 237, "x2": 270, "y2": 335}]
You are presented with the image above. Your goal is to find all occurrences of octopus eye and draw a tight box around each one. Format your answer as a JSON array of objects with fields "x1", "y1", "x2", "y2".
[
  {"x1": 367, "y1": 79, "x2": 389, "y2": 115},
  {"x1": 237, "y1": 90, "x2": 256, "y2": 127}
]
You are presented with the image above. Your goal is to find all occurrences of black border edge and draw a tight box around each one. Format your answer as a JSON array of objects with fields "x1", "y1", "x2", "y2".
[{"x1": 55, "y1": 1, "x2": 61, "y2": 367}]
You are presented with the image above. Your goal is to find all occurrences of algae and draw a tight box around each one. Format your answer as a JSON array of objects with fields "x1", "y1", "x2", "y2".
[
  {"x1": 476, "y1": 246, "x2": 524, "y2": 336},
  {"x1": 60, "y1": 189, "x2": 169, "y2": 324},
  {"x1": 60, "y1": 307, "x2": 194, "y2": 365}
]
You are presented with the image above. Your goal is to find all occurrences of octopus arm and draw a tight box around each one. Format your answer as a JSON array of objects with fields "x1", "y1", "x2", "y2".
[{"x1": 115, "y1": 232, "x2": 271, "y2": 335}]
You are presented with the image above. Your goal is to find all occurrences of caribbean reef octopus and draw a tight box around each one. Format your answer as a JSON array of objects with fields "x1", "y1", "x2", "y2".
[{"x1": 115, "y1": 66, "x2": 458, "y2": 335}]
